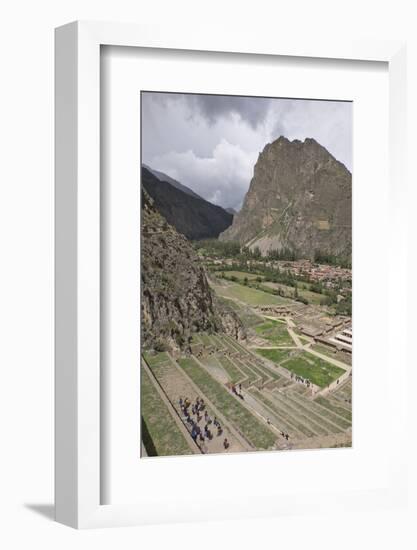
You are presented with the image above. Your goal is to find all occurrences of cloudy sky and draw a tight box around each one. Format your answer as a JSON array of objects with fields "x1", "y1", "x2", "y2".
[{"x1": 141, "y1": 92, "x2": 352, "y2": 211}]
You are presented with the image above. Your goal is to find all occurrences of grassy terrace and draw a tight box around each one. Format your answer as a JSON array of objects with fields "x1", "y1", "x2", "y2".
[
  {"x1": 177, "y1": 357, "x2": 276, "y2": 449},
  {"x1": 332, "y1": 379, "x2": 352, "y2": 402},
  {"x1": 213, "y1": 282, "x2": 289, "y2": 307},
  {"x1": 235, "y1": 357, "x2": 267, "y2": 383},
  {"x1": 281, "y1": 352, "x2": 345, "y2": 388},
  {"x1": 210, "y1": 334, "x2": 226, "y2": 350},
  {"x1": 218, "y1": 271, "x2": 325, "y2": 306},
  {"x1": 223, "y1": 271, "x2": 262, "y2": 281},
  {"x1": 217, "y1": 355, "x2": 244, "y2": 384},
  {"x1": 284, "y1": 392, "x2": 347, "y2": 432},
  {"x1": 253, "y1": 361, "x2": 282, "y2": 382},
  {"x1": 254, "y1": 319, "x2": 294, "y2": 346},
  {"x1": 223, "y1": 335, "x2": 243, "y2": 353},
  {"x1": 248, "y1": 388, "x2": 298, "y2": 435},
  {"x1": 254, "y1": 348, "x2": 294, "y2": 364},
  {"x1": 143, "y1": 351, "x2": 170, "y2": 366},
  {"x1": 240, "y1": 354, "x2": 282, "y2": 382},
  {"x1": 270, "y1": 391, "x2": 329, "y2": 435},
  {"x1": 232, "y1": 357, "x2": 260, "y2": 385},
  {"x1": 216, "y1": 335, "x2": 240, "y2": 354},
  {"x1": 314, "y1": 396, "x2": 352, "y2": 422},
  {"x1": 220, "y1": 337, "x2": 282, "y2": 382},
  {"x1": 262, "y1": 281, "x2": 325, "y2": 305},
  {"x1": 251, "y1": 389, "x2": 315, "y2": 437},
  {"x1": 141, "y1": 367, "x2": 192, "y2": 457}
]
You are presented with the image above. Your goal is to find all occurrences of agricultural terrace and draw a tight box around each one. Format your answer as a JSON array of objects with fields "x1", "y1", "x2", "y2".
[
  {"x1": 178, "y1": 357, "x2": 277, "y2": 450},
  {"x1": 254, "y1": 319, "x2": 294, "y2": 346},
  {"x1": 142, "y1": 260, "x2": 352, "y2": 456},
  {"x1": 254, "y1": 348, "x2": 295, "y2": 364},
  {"x1": 141, "y1": 366, "x2": 192, "y2": 456},
  {"x1": 211, "y1": 281, "x2": 289, "y2": 307},
  {"x1": 215, "y1": 268, "x2": 327, "y2": 305},
  {"x1": 281, "y1": 352, "x2": 346, "y2": 388}
]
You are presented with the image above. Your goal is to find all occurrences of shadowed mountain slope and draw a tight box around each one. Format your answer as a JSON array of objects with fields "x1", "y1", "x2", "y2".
[
  {"x1": 143, "y1": 164, "x2": 203, "y2": 200},
  {"x1": 142, "y1": 167, "x2": 233, "y2": 240}
]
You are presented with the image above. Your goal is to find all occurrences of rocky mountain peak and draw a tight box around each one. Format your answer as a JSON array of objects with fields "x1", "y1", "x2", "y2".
[{"x1": 219, "y1": 137, "x2": 351, "y2": 261}]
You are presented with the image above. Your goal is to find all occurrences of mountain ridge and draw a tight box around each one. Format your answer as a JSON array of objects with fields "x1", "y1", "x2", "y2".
[
  {"x1": 142, "y1": 166, "x2": 233, "y2": 240},
  {"x1": 143, "y1": 164, "x2": 203, "y2": 200}
]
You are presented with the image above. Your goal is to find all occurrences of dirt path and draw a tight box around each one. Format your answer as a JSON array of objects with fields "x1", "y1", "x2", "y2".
[{"x1": 166, "y1": 355, "x2": 252, "y2": 453}]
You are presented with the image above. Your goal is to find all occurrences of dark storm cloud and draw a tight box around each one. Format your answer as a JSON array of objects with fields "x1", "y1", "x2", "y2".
[
  {"x1": 141, "y1": 92, "x2": 352, "y2": 211},
  {"x1": 186, "y1": 94, "x2": 273, "y2": 129},
  {"x1": 149, "y1": 92, "x2": 272, "y2": 128}
]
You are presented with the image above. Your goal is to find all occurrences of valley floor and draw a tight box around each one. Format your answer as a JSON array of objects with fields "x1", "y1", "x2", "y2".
[{"x1": 141, "y1": 274, "x2": 352, "y2": 457}]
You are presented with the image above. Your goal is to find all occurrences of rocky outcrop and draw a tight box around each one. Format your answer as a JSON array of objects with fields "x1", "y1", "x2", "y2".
[
  {"x1": 142, "y1": 167, "x2": 233, "y2": 241},
  {"x1": 141, "y1": 188, "x2": 243, "y2": 352},
  {"x1": 220, "y1": 137, "x2": 351, "y2": 261}
]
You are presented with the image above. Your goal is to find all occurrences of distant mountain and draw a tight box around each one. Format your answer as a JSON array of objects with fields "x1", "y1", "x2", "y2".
[
  {"x1": 142, "y1": 167, "x2": 233, "y2": 240},
  {"x1": 220, "y1": 136, "x2": 351, "y2": 261},
  {"x1": 225, "y1": 207, "x2": 237, "y2": 216},
  {"x1": 143, "y1": 164, "x2": 202, "y2": 200}
]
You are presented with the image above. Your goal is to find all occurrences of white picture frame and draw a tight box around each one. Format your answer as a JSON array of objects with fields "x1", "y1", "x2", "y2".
[{"x1": 55, "y1": 21, "x2": 407, "y2": 529}]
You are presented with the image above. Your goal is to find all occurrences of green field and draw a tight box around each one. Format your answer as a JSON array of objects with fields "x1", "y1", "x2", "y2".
[
  {"x1": 254, "y1": 348, "x2": 294, "y2": 364},
  {"x1": 314, "y1": 395, "x2": 352, "y2": 422},
  {"x1": 217, "y1": 355, "x2": 245, "y2": 384},
  {"x1": 212, "y1": 282, "x2": 289, "y2": 307},
  {"x1": 254, "y1": 320, "x2": 294, "y2": 345},
  {"x1": 177, "y1": 357, "x2": 276, "y2": 449},
  {"x1": 141, "y1": 367, "x2": 192, "y2": 457},
  {"x1": 219, "y1": 271, "x2": 324, "y2": 305},
  {"x1": 223, "y1": 271, "x2": 263, "y2": 281},
  {"x1": 281, "y1": 352, "x2": 345, "y2": 388},
  {"x1": 262, "y1": 281, "x2": 324, "y2": 305}
]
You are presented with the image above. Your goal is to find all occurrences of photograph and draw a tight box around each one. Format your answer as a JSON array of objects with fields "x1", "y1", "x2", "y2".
[
  {"x1": 0, "y1": 0, "x2": 410, "y2": 540},
  {"x1": 140, "y1": 91, "x2": 352, "y2": 457}
]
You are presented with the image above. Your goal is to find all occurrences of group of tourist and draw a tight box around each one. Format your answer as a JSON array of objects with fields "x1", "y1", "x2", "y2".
[
  {"x1": 179, "y1": 396, "x2": 229, "y2": 451},
  {"x1": 231, "y1": 383, "x2": 244, "y2": 399},
  {"x1": 290, "y1": 372, "x2": 311, "y2": 387}
]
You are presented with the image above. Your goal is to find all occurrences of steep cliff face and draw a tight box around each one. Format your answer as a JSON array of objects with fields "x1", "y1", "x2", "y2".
[
  {"x1": 219, "y1": 137, "x2": 352, "y2": 260},
  {"x1": 141, "y1": 189, "x2": 243, "y2": 351}
]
